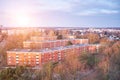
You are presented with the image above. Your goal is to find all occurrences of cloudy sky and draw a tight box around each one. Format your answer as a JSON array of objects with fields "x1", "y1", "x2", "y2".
[{"x1": 0, "y1": 0, "x2": 120, "y2": 27}]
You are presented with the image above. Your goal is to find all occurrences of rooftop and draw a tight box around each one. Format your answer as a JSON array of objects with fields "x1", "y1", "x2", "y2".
[
  {"x1": 23, "y1": 38, "x2": 89, "y2": 43},
  {"x1": 7, "y1": 44, "x2": 99, "y2": 54}
]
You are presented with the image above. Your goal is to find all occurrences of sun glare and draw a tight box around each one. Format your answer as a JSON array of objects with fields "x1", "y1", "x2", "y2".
[{"x1": 14, "y1": 13, "x2": 31, "y2": 27}]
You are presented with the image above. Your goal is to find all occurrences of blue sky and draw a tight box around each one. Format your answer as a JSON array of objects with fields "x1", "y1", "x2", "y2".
[{"x1": 0, "y1": 0, "x2": 120, "y2": 27}]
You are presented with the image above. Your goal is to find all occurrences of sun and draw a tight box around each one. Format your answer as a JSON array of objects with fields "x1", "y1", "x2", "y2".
[
  {"x1": 14, "y1": 13, "x2": 31, "y2": 27},
  {"x1": 17, "y1": 15, "x2": 29, "y2": 26}
]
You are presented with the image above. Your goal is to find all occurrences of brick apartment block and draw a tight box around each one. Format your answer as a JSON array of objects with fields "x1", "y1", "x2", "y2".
[{"x1": 7, "y1": 36, "x2": 99, "y2": 67}]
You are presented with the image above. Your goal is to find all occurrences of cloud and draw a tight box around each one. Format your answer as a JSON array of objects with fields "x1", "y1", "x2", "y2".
[
  {"x1": 100, "y1": 9, "x2": 119, "y2": 14},
  {"x1": 76, "y1": 10, "x2": 98, "y2": 16},
  {"x1": 0, "y1": 0, "x2": 119, "y2": 15},
  {"x1": 32, "y1": 0, "x2": 120, "y2": 16},
  {"x1": 38, "y1": 0, "x2": 118, "y2": 11},
  {"x1": 29, "y1": 0, "x2": 74, "y2": 12},
  {"x1": 76, "y1": 9, "x2": 119, "y2": 16}
]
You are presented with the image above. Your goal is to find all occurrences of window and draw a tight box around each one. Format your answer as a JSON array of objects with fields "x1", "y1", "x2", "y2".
[
  {"x1": 36, "y1": 59, "x2": 39, "y2": 61},
  {"x1": 58, "y1": 58, "x2": 61, "y2": 60},
  {"x1": 36, "y1": 55, "x2": 39, "y2": 58},
  {"x1": 16, "y1": 55, "x2": 19, "y2": 58},
  {"x1": 28, "y1": 56, "x2": 31, "y2": 58},
  {"x1": 36, "y1": 62, "x2": 39, "y2": 64},
  {"x1": 16, "y1": 61, "x2": 19, "y2": 63},
  {"x1": 16, "y1": 58, "x2": 19, "y2": 61},
  {"x1": 28, "y1": 62, "x2": 31, "y2": 64},
  {"x1": 58, "y1": 56, "x2": 61, "y2": 58},
  {"x1": 16, "y1": 52, "x2": 18, "y2": 54},
  {"x1": 49, "y1": 58, "x2": 52, "y2": 60},
  {"x1": 8, "y1": 58, "x2": 11, "y2": 60}
]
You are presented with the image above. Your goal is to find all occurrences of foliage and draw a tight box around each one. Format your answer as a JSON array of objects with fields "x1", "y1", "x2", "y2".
[
  {"x1": 4, "y1": 34, "x2": 29, "y2": 50},
  {"x1": 79, "y1": 53, "x2": 99, "y2": 69},
  {"x1": 66, "y1": 41, "x2": 73, "y2": 46},
  {"x1": 84, "y1": 33, "x2": 100, "y2": 44},
  {"x1": 0, "y1": 66, "x2": 31, "y2": 80},
  {"x1": 57, "y1": 35, "x2": 63, "y2": 39}
]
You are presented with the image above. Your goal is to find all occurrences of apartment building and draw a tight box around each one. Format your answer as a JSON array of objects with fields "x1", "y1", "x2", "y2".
[
  {"x1": 23, "y1": 38, "x2": 89, "y2": 49},
  {"x1": 30, "y1": 36, "x2": 57, "y2": 41},
  {"x1": 6, "y1": 30, "x2": 101, "y2": 67},
  {"x1": 7, "y1": 44, "x2": 99, "y2": 67}
]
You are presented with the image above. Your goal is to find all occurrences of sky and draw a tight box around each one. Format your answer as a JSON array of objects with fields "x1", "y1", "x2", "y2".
[{"x1": 0, "y1": 0, "x2": 120, "y2": 27}]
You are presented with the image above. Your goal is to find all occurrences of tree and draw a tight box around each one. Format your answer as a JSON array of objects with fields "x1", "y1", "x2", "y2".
[
  {"x1": 84, "y1": 33, "x2": 100, "y2": 44},
  {"x1": 57, "y1": 35, "x2": 63, "y2": 39},
  {"x1": 108, "y1": 41, "x2": 120, "y2": 80},
  {"x1": 100, "y1": 37, "x2": 109, "y2": 44},
  {"x1": 0, "y1": 66, "x2": 29, "y2": 80},
  {"x1": 79, "y1": 53, "x2": 99, "y2": 70},
  {"x1": 53, "y1": 52, "x2": 80, "y2": 80},
  {"x1": 41, "y1": 62, "x2": 54, "y2": 80},
  {"x1": 66, "y1": 41, "x2": 73, "y2": 46},
  {"x1": 4, "y1": 34, "x2": 29, "y2": 50},
  {"x1": 49, "y1": 30, "x2": 55, "y2": 37},
  {"x1": 99, "y1": 41, "x2": 120, "y2": 80}
]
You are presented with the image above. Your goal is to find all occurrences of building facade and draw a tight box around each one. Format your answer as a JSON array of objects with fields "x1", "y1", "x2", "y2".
[
  {"x1": 7, "y1": 44, "x2": 99, "y2": 67},
  {"x1": 23, "y1": 38, "x2": 89, "y2": 49}
]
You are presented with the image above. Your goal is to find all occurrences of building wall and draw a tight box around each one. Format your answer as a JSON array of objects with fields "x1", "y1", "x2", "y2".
[
  {"x1": 23, "y1": 39, "x2": 89, "y2": 49},
  {"x1": 31, "y1": 36, "x2": 57, "y2": 41},
  {"x1": 7, "y1": 44, "x2": 99, "y2": 67},
  {"x1": 7, "y1": 51, "x2": 43, "y2": 67},
  {"x1": 7, "y1": 52, "x2": 16, "y2": 66}
]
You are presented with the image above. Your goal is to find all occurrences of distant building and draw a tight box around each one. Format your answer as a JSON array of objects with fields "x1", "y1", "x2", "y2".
[
  {"x1": 67, "y1": 35, "x2": 76, "y2": 39},
  {"x1": 30, "y1": 36, "x2": 57, "y2": 41}
]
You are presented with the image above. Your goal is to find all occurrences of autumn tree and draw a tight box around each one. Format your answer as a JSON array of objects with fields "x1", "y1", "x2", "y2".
[
  {"x1": 57, "y1": 35, "x2": 63, "y2": 40},
  {"x1": 49, "y1": 30, "x2": 55, "y2": 37},
  {"x1": 108, "y1": 41, "x2": 120, "y2": 80},
  {"x1": 53, "y1": 52, "x2": 80, "y2": 80},
  {"x1": 41, "y1": 62, "x2": 55, "y2": 80},
  {"x1": 0, "y1": 66, "x2": 30, "y2": 80},
  {"x1": 99, "y1": 41, "x2": 120, "y2": 80},
  {"x1": 84, "y1": 33, "x2": 100, "y2": 44},
  {"x1": 4, "y1": 34, "x2": 29, "y2": 50},
  {"x1": 66, "y1": 41, "x2": 73, "y2": 46},
  {"x1": 79, "y1": 53, "x2": 100, "y2": 70}
]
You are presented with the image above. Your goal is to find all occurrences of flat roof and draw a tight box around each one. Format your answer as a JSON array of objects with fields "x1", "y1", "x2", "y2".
[
  {"x1": 24, "y1": 39, "x2": 89, "y2": 43},
  {"x1": 7, "y1": 44, "x2": 100, "y2": 54}
]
